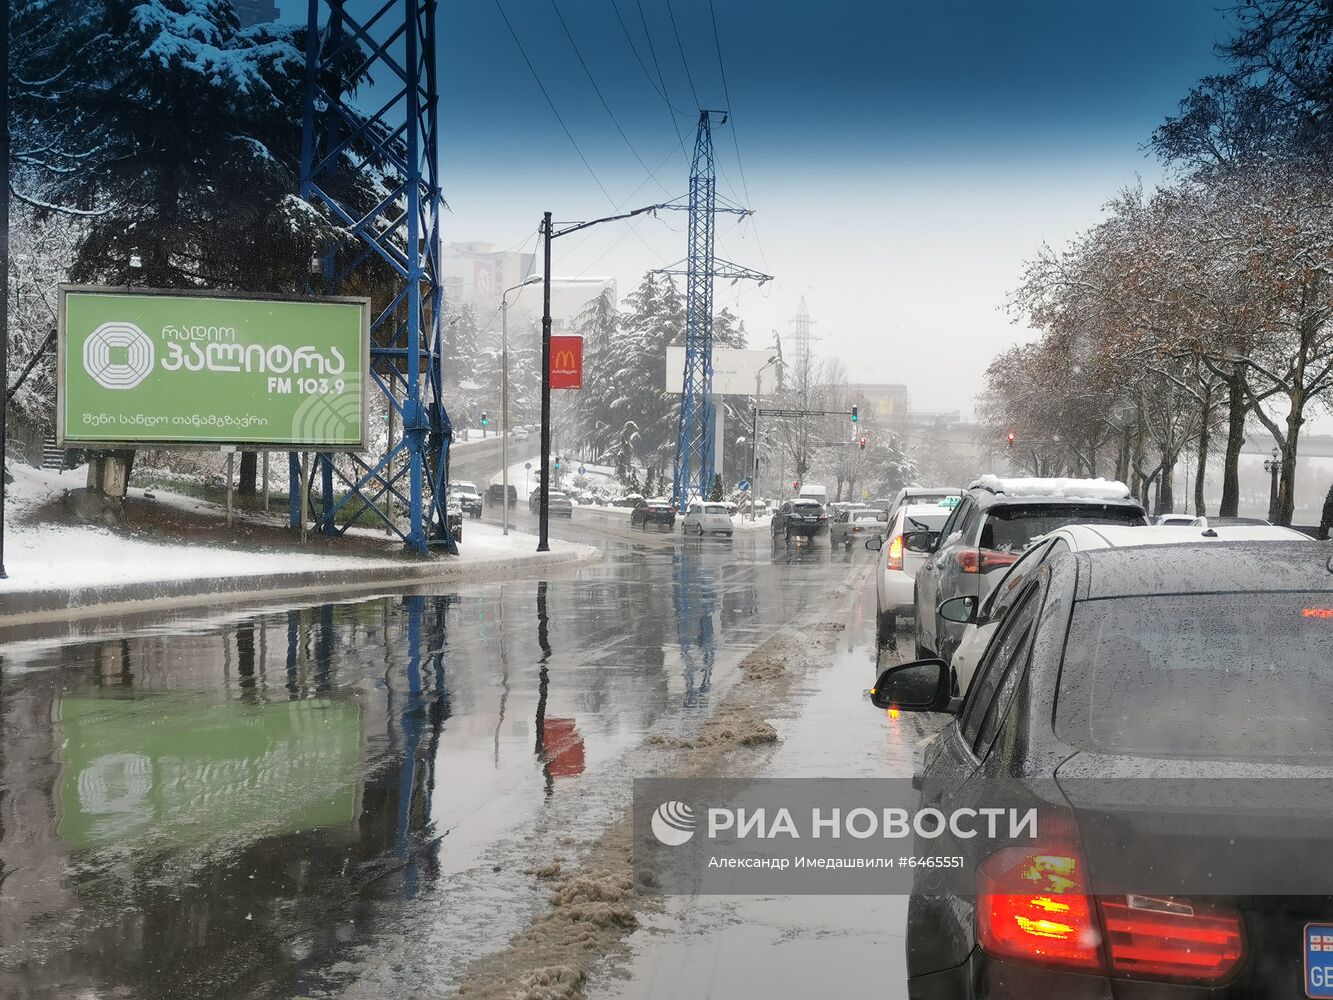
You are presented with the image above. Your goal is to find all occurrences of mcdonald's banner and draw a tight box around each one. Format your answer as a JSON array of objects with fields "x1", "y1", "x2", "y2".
[{"x1": 550, "y1": 334, "x2": 584, "y2": 389}]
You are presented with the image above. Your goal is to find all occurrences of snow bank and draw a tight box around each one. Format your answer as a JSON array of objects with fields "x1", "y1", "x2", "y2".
[
  {"x1": 969, "y1": 475, "x2": 1132, "y2": 500},
  {"x1": 0, "y1": 465, "x2": 595, "y2": 595}
]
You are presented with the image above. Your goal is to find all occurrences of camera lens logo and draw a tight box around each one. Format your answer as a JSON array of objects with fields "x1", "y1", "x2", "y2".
[
  {"x1": 651, "y1": 801, "x2": 696, "y2": 846},
  {"x1": 83, "y1": 321, "x2": 155, "y2": 390}
]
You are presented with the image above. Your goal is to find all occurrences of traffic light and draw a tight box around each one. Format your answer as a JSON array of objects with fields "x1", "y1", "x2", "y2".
[
  {"x1": 851, "y1": 405, "x2": 859, "y2": 423},
  {"x1": 792, "y1": 481, "x2": 800, "y2": 491},
  {"x1": 1007, "y1": 431, "x2": 1016, "y2": 448},
  {"x1": 480, "y1": 412, "x2": 488, "y2": 427},
  {"x1": 859, "y1": 436, "x2": 867, "y2": 450},
  {"x1": 554, "y1": 456, "x2": 561, "y2": 471}
]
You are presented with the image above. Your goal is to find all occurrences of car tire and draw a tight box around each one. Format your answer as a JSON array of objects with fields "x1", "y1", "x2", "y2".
[{"x1": 696, "y1": 525, "x2": 704, "y2": 537}]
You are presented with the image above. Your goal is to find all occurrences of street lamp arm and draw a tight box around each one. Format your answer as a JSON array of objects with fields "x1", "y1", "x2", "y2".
[{"x1": 550, "y1": 204, "x2": 661, "y2": 240}]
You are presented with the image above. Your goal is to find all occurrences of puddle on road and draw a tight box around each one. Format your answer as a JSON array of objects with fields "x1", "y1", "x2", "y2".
[{"x1": 0, "y1": 535, "x2": 855, "y2": 998}]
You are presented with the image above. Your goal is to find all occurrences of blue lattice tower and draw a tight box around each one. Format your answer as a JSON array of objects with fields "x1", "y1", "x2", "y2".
[
  {"x1": 298, "y1": 0, "x2": 455, "y2": 555},
  {"x1": 657, "y1": 111, "x2": 770, "y2": 505}
]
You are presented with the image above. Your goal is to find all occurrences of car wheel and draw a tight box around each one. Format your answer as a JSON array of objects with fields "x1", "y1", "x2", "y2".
[{"x1": 696, "y1": 524, "x2": 704, "y2": 537}]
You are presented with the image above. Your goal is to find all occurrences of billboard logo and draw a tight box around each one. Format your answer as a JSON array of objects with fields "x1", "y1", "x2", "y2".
[
  {"x1": 651, "y1": 800, "x2": 697, "y2": 846},
  {"x1": 83, "y1": 321, "x2": 155, "y2": 390}
]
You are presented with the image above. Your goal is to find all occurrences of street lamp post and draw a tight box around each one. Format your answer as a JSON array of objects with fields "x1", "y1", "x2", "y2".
[
  {"x1": 537, "y1": 203, "x2": 660, "y2": 551},
  {"x1": 750, "y1": 355, "x2": 780, "y2": 522},
  {"x1": 1263, "y1": 447, "x2": 1281, "y2": 522},
  {"x1": 502, "y1": 275, "x2": 541, "y2": 537}
]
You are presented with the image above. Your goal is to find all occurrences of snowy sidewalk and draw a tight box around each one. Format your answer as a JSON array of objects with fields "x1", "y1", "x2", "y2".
[{"x1": 0, "y1": 466, "x2": 599, "y2": 627}]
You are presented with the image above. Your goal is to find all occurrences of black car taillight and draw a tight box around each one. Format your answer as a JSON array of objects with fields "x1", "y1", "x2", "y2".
[{"x1": 977, "y1": 813, "x2": 1246, "y2": 984}]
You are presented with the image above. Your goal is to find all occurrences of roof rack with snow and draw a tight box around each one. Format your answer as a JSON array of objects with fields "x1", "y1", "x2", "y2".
[{"x1": 966, "y1": 475, "x2": 1134, "y2": 501}]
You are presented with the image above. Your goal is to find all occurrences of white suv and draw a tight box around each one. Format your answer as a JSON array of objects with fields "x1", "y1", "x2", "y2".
[{"x1": 870, "y1": 501, "x2": 955, "y2": 638}]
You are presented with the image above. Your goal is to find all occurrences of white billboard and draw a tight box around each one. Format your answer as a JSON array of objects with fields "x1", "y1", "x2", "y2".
[{"x1": 664, "y1": 347, "x2": 781, "y2": 395}]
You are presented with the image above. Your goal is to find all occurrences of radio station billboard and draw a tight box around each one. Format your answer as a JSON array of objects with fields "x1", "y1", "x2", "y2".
[{"x1": 58, "y1": 286, "x2": 370, "y2": 449}]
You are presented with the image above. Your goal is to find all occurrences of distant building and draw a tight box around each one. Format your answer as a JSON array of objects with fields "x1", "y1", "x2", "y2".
[
  {"x1": 232, "y1": 0, "x2": 278, "y2": 27},
  {"x1": 848, "y1": 383, "x2": 910, "y2": 427},
  {"x1": 440, "y1": 240, "x2": 613, "y2": 333}
]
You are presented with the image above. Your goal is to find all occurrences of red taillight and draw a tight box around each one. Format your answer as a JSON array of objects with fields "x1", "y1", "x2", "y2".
[
  {"x1": 956, "y1": 548, "x2": 1021, "y2": 574},
  {"x1": 977, "y1": 830, "x2": 1102, "y2": 971},
  {"x1": 1099, "y1": 896, "x2": 1244, "y2": 982},
  {"x1": 977, "y1": 817, "x2": 1246, "y2": 984},
  {"x1": 886, "y1": 534, "x2": 904, "y2": 572}
]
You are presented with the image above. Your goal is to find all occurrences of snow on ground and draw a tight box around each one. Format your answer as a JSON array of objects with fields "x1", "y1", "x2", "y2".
[
  {"x1": 0, "y1": 464, "x2": 593, "y2": 594},
  {"x1": 970, "y1": 474, "x2": 1132, "y2": 500}
]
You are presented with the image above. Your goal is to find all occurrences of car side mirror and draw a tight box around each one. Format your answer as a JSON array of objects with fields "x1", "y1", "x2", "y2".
[
  {"x1": 876, "y1": 511, "x2": 888, "y2": 522},
  {"x1": 870, "y1": 659, "x2": 953, "y2": 712},
  {"x1": 938, "y1": 595, "x2": 978, "y2": 625},
  {"x1": 865, "y1": 537, "x2": 883, "y2": 552},
  {"x1": 903, "y1": 530, "x2": 938, "y2": 553}
]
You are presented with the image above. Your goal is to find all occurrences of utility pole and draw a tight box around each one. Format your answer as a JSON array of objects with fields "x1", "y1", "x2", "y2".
[
  {"x1": 655, "y1": 111, "x2": 770, "y2": 507},
  {"x1": 538, "y1": 203, "x2": 660, "y2": 551},
  {"x1": 1, "y1": 6, "x2": 9, "y2": 579}
]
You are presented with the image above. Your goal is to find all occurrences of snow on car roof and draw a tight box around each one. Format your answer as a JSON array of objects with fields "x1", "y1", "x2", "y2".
[{"x1": 969, "y1": 475, "x2": 1132, "y2": 501}]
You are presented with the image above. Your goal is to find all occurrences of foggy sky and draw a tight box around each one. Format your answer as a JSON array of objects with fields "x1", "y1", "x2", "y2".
[{"x1": 279, "y1": 0, "x2": 1230, "y2": 418}]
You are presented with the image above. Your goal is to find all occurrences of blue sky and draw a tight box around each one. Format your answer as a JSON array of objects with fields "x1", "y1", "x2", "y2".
[{"x1": 280, "y1": 0, "x2": 1233, "y2": 415}]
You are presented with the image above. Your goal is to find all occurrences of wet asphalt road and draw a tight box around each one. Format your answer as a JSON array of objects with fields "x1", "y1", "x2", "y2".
[{"x1": 0, "y1": 508, "x2": 912, "y2": 999}]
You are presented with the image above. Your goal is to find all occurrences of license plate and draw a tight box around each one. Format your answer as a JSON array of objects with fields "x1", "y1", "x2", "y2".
[{"x1": 1305, "y1": 924, "x2": 1333, "y2": 997}]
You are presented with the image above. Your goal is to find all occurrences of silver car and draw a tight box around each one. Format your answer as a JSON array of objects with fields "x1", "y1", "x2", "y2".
[{"x1": 828, "y1": 505, "x2": 885, "y2": 547}]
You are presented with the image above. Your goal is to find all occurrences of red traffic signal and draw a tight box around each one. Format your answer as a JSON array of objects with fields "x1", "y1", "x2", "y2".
[
  {"x1": 1007, "y1": 431, "x2": 1016, "y2": 447},
  {"x1": 792, "y1": 481, "x2": 800, "y2": 491},
  {"x1": 858, "y1": 436, "x2": 867, "y2": 450}
]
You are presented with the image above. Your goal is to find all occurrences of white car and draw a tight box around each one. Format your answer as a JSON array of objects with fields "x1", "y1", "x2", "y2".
[
  {"x1": 681, "y1": 500, "x2": 734, "y2": 537},
  {"x1": 512, "y1": 427, "x2": 530, "y2": 441},
  {"x1": 945, "y1": 520, "x2": 1314, "y2": 696},
  {"x1": 870, "y1": 502, "x2": 955, "y2": 637}
]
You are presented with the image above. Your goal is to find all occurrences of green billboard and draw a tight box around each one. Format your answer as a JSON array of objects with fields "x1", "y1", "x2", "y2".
[{"x1": 58, "y1": 286, "x2": 370, "y2": 449}]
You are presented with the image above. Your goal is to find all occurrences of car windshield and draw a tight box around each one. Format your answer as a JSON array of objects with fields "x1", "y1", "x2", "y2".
[
  {"x1": 980, "y1": 503, "x2": 1143, "y2": 553},
  {"x1": 1056, "y1": 593, "x2": 1333, "y2": 759}
]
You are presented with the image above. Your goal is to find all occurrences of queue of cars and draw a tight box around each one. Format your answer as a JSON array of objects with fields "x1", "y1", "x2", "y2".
[{"x1": 866, "y1": 475, "x2": 1332, "y2": 998}]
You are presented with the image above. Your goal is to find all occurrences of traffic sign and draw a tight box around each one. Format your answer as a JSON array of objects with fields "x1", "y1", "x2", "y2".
[
  {"x1": 738, "y1": 479, "x2": 750, "y2": 491},
  {"x1": 524, "y1": 461, "x2": 532, "y2": 470},
  {"x1": 578, "y1": 465, "x2": 587, "y2": 476}
]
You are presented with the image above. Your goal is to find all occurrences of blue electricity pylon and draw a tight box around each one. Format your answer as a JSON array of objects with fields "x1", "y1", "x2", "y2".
[
  {"x1": 298, "y1": 0, "x2": 456, "y2": 555},
  {"x1": 657, "y1": 111, "x2": 771, "y2": 506}
]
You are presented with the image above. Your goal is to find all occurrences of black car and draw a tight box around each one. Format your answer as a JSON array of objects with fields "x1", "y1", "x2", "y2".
[
  {"x1": 485, "y1": 483, "x2": 517, "y2": 508},
  {"x1": 771, "y1": 499, "x2": 827, "y2": 542},
  {"x1": 631, "y1": 498, "x2": 676, "y2": 530},
  {"x1": 530, "y1": 489, "x2": 573, "y2": 516},
  {"x1": 872, "y1": 541, "x2": 1333, "y2": 998}
]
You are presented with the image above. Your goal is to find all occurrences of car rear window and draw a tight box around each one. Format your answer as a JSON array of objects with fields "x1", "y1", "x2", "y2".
[
  {"x1": 705, "y1": 505, "x2": 728, "y2": 514},
  {"x1": 901, "y1": 511, "x2": 949, "y2": 530},
  {"x1": 851, "y1": 510, "x2": 881, "y2": 522},
  {"x1": 792, "y1": 502, "x2": 821, "y2": 511},
  {"x1": 1056, "y1": 593, "x2": 1333, "y2": 759},
  {"x1": 981, "y1": 503, "x2": 1144, "y2": 553}
]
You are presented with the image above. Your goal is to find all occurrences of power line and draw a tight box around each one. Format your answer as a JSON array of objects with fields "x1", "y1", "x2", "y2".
[
  {"x1": 492, "y1": 0, "x2": 618, "y2": 209},
  {"x1": 663, "y1": 0, "x2": 702, "y2": 109},
  {"x1": 636, "y1": 0, "x2": 692, "y2": 160},
  {"x1": 708, "y1": 0, "x2": 750, "y2": 205},
  {"x1": 707, "y1": 0, "x2": 769, "y2": 271},
  {"x1": 548, "y1": 0, "x2": 671, "y2": 198},
  {"x1": 609, "y1": 0, "x2": 691, "y2": 117}
]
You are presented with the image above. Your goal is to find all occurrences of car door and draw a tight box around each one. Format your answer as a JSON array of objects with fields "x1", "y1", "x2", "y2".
[{"x1": 909, "y1": 583, "x2": 1045, "y2": 978}]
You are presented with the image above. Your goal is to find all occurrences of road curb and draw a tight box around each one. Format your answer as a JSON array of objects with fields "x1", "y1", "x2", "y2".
[{"x1": 0, "y1": 545, "x2": 601, "y2": 629}]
